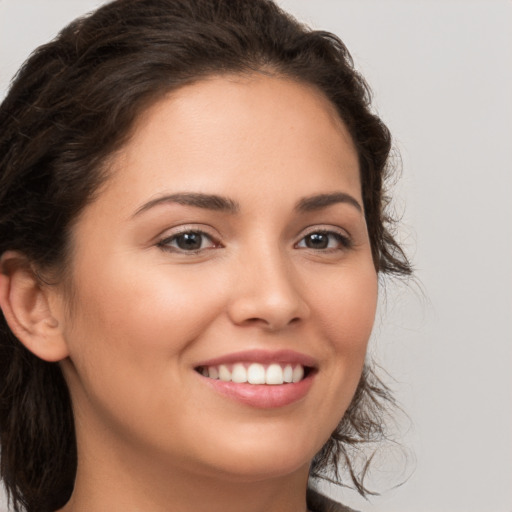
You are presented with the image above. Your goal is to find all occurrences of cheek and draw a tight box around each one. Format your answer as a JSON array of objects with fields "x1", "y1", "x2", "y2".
[
  {"x1": 67, "y1": 257, "x2": 226, "y2": 354},
  {"x1": 59, "y1": 257, "x2": 232, "y2": 419},
  {"x1": 60, "y1": 259, "x2": 230, "y2": 438},
  {"x1": 314, "y1": 266, "x2": 378, "y2": 405},
  {"x1": 315, "y1": 266, "x2": 378, "y2": 351}
]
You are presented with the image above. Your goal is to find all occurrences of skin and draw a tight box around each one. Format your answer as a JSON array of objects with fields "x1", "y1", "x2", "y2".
[{"x1": 1, "y1": 74, "x2": 378, "y2": 512}]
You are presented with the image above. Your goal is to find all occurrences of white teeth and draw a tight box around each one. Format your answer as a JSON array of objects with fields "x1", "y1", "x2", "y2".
[
  {"x1": 201, "y1": 362, "x2": 307, "y2": 385},
  {"x1": 265, "y1": 363, "x2": 283, "y2": 385},
  {"x1": 283, "y1": 364, "x2": 293, "y2": 383},
  {"x1": 231, "y1": 363, "x2": 247, "y2": 383},
  {"x1": 292, "y1": 365, "x2": 304, "y2": 383},
  {"x1": 218, "y1": 364, "x2": 231, "y2": 382},
  {"x1": 247, "y1": 363, "x2": 266, "y2": 384}
]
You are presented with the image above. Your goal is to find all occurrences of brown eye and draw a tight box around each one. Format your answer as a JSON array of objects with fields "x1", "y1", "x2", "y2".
[
  {"x1": 175, "y1": 232, "x2": 203, "y2": 250},
  {"x1": 158, "y1": 231, "x2": 216, "y2": 252},
  {"x1": 304, "y1": 233, "x2": 329, "y2": 249},
  {"x1": 296, "y1": 231, "x2": 351, "y2": 251}
]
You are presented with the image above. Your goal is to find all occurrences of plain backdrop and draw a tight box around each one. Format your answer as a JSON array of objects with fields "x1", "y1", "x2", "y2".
[{"x1": 1, "y1": 1, "x2": 511, "y2": 511}]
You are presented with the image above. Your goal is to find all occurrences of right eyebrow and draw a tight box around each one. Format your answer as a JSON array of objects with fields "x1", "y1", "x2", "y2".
[
  {"x1": 132, "y1": 192, "x2": 240, "y2": 217},
  {"x1": 295, "y1": 192, "x2": 363, "y2": 214}
]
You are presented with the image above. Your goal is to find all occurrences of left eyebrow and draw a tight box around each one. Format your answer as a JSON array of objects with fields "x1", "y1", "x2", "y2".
[
  {"x1": 132, "y1": 192, "x2": 240, "y2": 217},
  {"x1": 295, "y1": 192, "x2": 363, "y2": 213}
]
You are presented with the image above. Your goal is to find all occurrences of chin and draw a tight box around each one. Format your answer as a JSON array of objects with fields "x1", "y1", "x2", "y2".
[{"x1": 195, "y1": 431, "x2": 322, "y2": 482}]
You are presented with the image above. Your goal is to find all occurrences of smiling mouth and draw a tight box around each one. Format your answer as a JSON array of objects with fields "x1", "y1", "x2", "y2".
[{"x1": 195, "y1": 363, "x2": 313, "y2": 385}]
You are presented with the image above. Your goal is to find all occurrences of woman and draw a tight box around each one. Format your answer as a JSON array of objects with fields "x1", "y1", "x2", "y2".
[{"x1": 0, "y1": 0, "x2": 411, "y2": 511}]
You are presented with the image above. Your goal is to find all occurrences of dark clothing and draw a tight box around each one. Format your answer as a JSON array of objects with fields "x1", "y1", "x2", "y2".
[{"x1": 307, "y1": 489, "x2": 359, "y2": 512}]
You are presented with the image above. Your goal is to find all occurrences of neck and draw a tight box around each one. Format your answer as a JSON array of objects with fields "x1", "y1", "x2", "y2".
[{"x1": 59, "y1": 430, "x2": 311, "y2": 512}]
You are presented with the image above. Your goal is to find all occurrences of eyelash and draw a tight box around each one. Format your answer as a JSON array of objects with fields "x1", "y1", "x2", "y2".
[{"x1": 156, "y1": 228, "x2": 352, "y2": 254}]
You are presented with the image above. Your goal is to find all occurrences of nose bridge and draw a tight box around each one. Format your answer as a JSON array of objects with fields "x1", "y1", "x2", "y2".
[{"x1": 227, "y1": 238, "x2": 309, "y2": 329}]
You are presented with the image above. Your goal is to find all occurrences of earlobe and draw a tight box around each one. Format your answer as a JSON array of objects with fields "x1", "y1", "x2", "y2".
[{"x1": 0, "y1": 251, "x2": 69, "y2": 362}]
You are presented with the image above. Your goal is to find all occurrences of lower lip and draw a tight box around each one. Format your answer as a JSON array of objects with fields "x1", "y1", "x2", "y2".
[{"x1": 200, "y1": 373, "x2": 315, "y2": 409}]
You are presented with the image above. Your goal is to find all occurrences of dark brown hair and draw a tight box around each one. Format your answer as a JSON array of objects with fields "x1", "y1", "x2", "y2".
[{"x1": 0, "y1": 0, "x2": 411, "y2": 510}]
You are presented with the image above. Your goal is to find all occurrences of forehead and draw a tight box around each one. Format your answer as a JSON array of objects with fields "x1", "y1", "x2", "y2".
[{"x1": 100, "y1": 73, "x2": 361, "y2": 214}]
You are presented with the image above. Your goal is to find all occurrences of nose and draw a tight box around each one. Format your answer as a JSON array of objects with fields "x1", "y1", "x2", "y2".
[{"x1": 226, "y1": 247, "x2": 310, "y2": 331}]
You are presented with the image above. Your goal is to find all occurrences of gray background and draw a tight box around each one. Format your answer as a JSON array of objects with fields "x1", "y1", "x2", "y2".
[{"x1": 1, "y1": 1, "x2": 511, "y2": 511}]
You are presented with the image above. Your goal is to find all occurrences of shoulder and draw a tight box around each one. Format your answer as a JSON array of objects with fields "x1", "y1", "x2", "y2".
[{"x1": 307, "y1": 488, "x2": 360, "y2": 512}]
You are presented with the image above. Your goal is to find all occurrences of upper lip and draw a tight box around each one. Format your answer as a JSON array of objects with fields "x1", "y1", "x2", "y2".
[{"x1": 194, "y1": 349, "x2": 318, "y2": 369}]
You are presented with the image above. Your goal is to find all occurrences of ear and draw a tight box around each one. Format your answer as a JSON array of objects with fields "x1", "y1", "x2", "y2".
[{"x1": 0, "y1": 251, "x2": 69, "y2": 362}]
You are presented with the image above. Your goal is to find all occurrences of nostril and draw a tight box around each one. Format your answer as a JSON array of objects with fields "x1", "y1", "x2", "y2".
[{"x1": 241, "y1": 315, "x2": 302, "y2": 330}]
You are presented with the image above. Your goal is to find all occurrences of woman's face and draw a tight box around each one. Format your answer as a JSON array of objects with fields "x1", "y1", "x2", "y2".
[{"x1": 56, "y1": 74, "x2": 378, "y2": 481}]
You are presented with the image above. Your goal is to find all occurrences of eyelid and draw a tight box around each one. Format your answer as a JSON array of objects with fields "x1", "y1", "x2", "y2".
[
  {"x1": 300, "y1": 224, "x2": 350, "y2": 237},
  {"x1": 299, "y1": 224, "x2": 351, "y2": 240}
]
